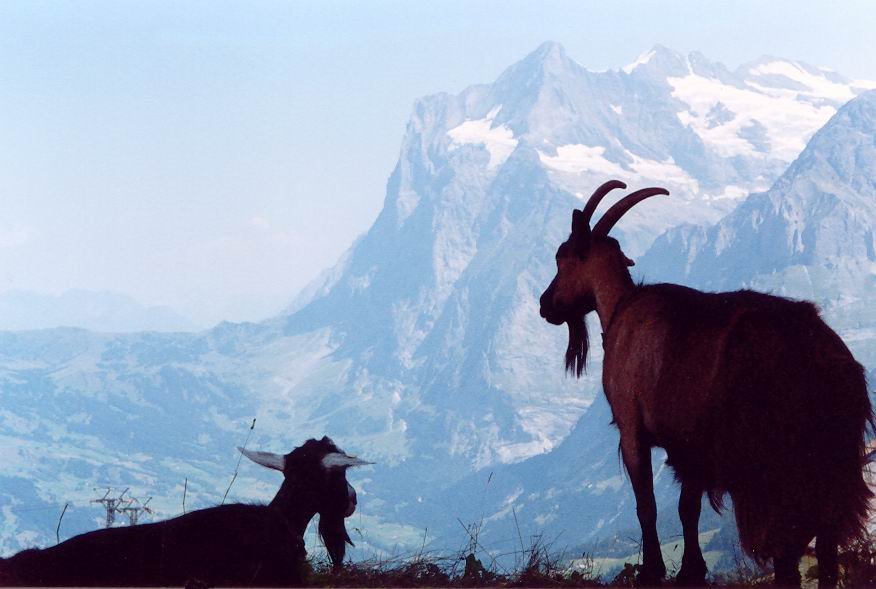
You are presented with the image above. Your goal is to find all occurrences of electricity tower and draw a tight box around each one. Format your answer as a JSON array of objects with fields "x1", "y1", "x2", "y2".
[
  {"x1": 118, "y1": 496, "x2": 153, "y2": 526},
  {"x1": 91, "y1": 488, "x2": 153, "y2": 527}
]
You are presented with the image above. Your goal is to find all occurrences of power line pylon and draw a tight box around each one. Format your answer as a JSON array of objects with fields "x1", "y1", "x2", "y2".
[
  {"x1": 91, "y1": 487, "x2": 129, "y2": 528},
  {"x1": 118, "y1": 497, "x2": 153, "y2": 526}
]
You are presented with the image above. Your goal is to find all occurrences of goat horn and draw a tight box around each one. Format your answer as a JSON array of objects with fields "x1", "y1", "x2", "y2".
[
  {"x1": 592, "y1": 186, "x2": 669, "y2": 237},
  {"x1": 322, "y1": 452, "x2": 374, "y2": 470},
  {"x1": 238, "y1": 447, "x2": 286, "y2": 472},
  {"x1": 581, "y1": 180, "x2": 627, "y2": 226}
]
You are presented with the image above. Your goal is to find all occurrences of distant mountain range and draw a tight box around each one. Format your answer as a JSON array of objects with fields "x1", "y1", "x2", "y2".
[
  {"x1": 1, "y1": 43, "x2": 874, "y2": 575},
  {"x1": 0, "y1": 290, "x2": 199, "y2": 333}
]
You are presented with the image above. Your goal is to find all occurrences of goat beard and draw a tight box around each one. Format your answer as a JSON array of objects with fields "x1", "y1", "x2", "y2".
[
  {"x1": 565, "y1": 317, "x2": 589, "y2": 378},
  {"x1": 318, "y1": 513, "x2": 354, "y2": 569}
]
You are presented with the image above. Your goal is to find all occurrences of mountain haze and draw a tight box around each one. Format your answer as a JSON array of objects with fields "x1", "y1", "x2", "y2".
[
  {"x1": 0, "y1": 290, "x2": 198, "y2": 333},
  {"x1": 1, "y1": 44, "x2": 874, "y2": 565}
]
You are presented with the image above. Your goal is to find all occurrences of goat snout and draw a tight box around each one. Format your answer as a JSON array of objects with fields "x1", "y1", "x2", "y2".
[
  {"x1": 539, "y1": 293, "x2": 565, "y2": 325},
  {"x1": 539, "y1": 291, "x2": 552, "y2": 317},
  {"x1": 345, "y1": 483, "x2": 357, "y2": 517},
  {"x1": 539, "y1": 278, "x2": 567, "y2": 324}
]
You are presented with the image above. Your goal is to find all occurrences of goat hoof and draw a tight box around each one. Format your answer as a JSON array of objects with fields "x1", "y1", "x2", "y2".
[
  {"x1": 675, "y1": 567, "x2": 706, "y2": 586},
  {"x1": 639, "y1": 565, "x2": 667, "y2": 587}
]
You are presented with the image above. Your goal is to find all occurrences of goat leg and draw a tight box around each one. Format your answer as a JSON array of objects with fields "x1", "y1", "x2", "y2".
[
  {"x1": 675, "y1": 481, "x2": 707, "y2": 586},
  {"x1": 620, "y1": 435, "x2": 666, "y2": 585}
]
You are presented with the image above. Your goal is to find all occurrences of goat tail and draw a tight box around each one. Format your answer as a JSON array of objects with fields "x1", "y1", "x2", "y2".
[
  {"x1": 727, "y1": 359, "x2": 873, "y2": 562},
  {"x1": 817, "y1": 377, "x2": 875, "y2": 549},
  {"x1": 801, "y1": 361, "x2": 873, "y2": 551}
]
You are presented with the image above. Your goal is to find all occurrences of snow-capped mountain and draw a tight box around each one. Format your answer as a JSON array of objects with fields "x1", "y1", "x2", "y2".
[
  {"x1": 404, "y1": 89, "x2": 876, "y2": 567},
  {"x1": 1, "y1": 43, "x2": 873, "y2": 563},
  {"x1": 642, "y1": 89, "x2": 876, "y2": 364}
]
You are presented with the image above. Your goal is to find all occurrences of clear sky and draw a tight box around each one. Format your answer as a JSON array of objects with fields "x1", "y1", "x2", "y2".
[{"x1": 1, "y1": 1, "x2": 875, "y2": 327}]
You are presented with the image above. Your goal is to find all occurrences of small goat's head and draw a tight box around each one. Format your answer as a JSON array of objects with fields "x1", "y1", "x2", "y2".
[
  {"x1": 539, "y1": 180, "x2": 668, "y2": 377},
  {"x1": 240, "y1": 436, "x2": 372, "y2": 568}
]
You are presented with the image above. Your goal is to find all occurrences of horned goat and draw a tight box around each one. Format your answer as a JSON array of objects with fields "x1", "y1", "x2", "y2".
[
  {"x1": 0, "y1": 436, "x2": 370, "y2": 587},
  {"x1": 539, "y1": 180, "x2": 872, "y2": 587}
]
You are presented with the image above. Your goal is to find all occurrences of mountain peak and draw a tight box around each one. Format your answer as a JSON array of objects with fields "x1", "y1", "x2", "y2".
[
  {"x1": 650, "y1": 43, "x2": 682, "y2": 58},
  {"x1": 508, "y1": 40, "x2": 580, "y2": 78},
  {"x1": 622, "y1": 44, "x2": 688, "y2": 75},
  {"x1": 487, "y1": 41, "x2": 583, "y2": 120},
  {"x1": 524, "y1": 41, "x2": 568, "y2": 62},
  {"x1": 778, "y1": 88, "x2": 876, "y2": 194}
]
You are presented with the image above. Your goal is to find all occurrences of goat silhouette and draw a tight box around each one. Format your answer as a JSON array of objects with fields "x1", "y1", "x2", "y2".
[
  {"x1": 540, "y1": 180, "x2": 872, "y2": 587},
  {"x1": 0, "y1": 436, "x2": 370, "y2": 587}
]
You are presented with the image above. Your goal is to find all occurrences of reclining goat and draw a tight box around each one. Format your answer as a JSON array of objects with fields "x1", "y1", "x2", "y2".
[{"x1": 0, "y1": 436, "x2": 370, "y2": 587}]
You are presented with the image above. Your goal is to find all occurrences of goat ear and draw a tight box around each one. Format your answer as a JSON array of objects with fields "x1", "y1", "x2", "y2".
[
  {"x1": 239, "y1": 447, "x2": 286, "y2": 472},
  {"x1": 572, "y1": 210, "x2": 591, "y2": 255},
  {"x1": 572, "y1": 209, "x2": 588, "y2": 235},
  {"x1": 624, "y1": 254, "x2": 635, "y2": 267},
  {"x1": 322, "y1": 452, "x2": 374, "y2": 470}
]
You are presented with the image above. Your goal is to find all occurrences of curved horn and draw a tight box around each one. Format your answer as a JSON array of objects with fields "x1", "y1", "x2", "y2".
[
  {"x1": 238, "y1": 447, "x2": 286, "y2": 472},
  {"x1": 592, "y1": 186, "x2": 669, "y2": 237},
  {"x1": 581, "y1": 180, "x2": 627, "y2": 226},
  {"x1": 322, "y1": 452, "x2": 374, "y2": 470}
]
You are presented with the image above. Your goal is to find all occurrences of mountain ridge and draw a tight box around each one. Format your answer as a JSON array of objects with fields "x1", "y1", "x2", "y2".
[{"x1": 0, "y1": 289, "x2": 199, "y2": 333}]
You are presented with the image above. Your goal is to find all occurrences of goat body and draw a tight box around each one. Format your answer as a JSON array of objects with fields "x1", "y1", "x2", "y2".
[
  {"x1": 0, "y1": 436, "x2": 369, "y2": 587},
  {"x1": 605, "y1": 284, "x2": 871, "y2": 552},
  {"x1": 540, "y1": 181, "x2": 873, "y2": 587},
  {"x1": 1, "y1": 504, "x2": 305, "y2": 587}
]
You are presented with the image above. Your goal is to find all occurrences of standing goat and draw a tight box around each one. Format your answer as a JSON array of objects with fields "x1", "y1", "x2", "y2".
[
  {"x1": 539, "y1": 180, "x2": 873, "y2": 587},
  {"x1": 0, "y1": 436, "x2": 370, "y2": 587}
]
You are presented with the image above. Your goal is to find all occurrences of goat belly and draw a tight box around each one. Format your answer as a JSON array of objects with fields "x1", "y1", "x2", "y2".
[
  {"x1": 157, "y1": 505, "x2": 307, "y2": 587},
  {"x1": 0, "y1": 504, "x2": 306, "y2": 587}
]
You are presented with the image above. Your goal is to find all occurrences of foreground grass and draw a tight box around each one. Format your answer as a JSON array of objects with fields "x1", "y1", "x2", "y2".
[
  {"x1": 304, "y1": 530, "x2": 876, "y2": 588},
  {"x1": 307, "y1": 552, "x2": 602, "y2": 587}
]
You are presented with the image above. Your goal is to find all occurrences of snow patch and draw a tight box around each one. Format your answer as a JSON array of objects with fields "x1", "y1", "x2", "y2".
[
  {"x1": 702, "y1": 184, "x2": 751, "y2": 202},
  {"x1": 623, "y1": 50, "x2": 655, "y2": 74},
  {"x1": 669, "y1": 72, "x2": 837, "y2": 160},
  {"x1": 609, "y1": 104, "x2": 623, "y2": 115},
  {"x1": 447, "y1": 105, "x2": 518, "y2": 170},
  {"x1": 485, "y1": 487, "x2": 524, "y2": 522},
  {"x1": 626, "y1": 152, "x2": 699, "y2": 194},
  {"x1": 538, "y1": 144, "x2": 624, "y2": 175},
  {"x1": 534, "y1": 512, "x2": 558, "y2": 526},
  {"x1": 750, "y1": 61, "x2": 856, "y2": 102},
  {"x1": 495, "y1": 439, "x2": 553, "y2": 464},
  {"x1": 591, "y1": 475, "x2": 624, "y2": 495},
  {"x1": 538, "y1": 144, "x2": 699, "y2": 193}
]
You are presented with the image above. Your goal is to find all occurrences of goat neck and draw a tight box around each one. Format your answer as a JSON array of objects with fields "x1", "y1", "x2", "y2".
[
  {"x1": 268, "y1": 477, "x2": 319, "y2": 537},
  {"x1": 588, "y1": 241, "x2": 635, "y2": 333}
]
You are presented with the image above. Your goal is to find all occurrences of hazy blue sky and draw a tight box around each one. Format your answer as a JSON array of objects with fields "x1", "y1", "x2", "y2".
[{"x1": 2, "y1": 1, "x2": 875, "y2": 326}]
